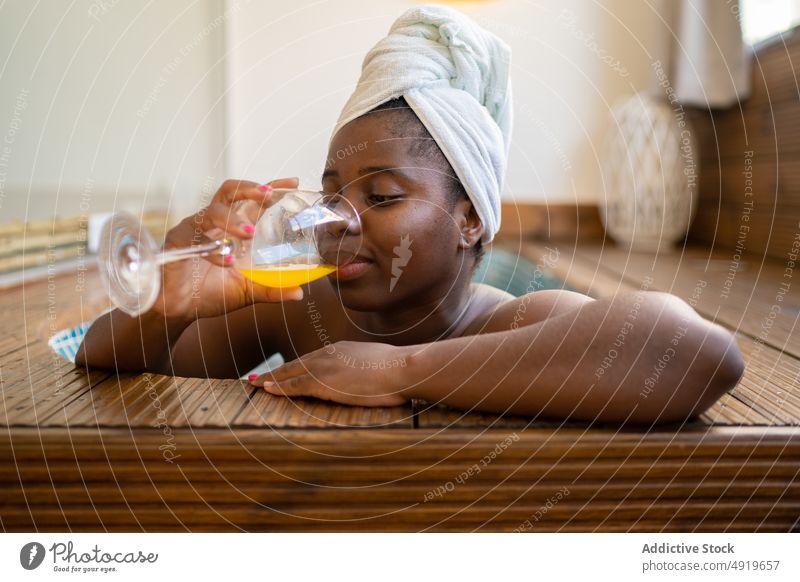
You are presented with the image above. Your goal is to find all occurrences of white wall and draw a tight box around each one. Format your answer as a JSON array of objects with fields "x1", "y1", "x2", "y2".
[
  {"x1": 226, "y1": 0, "x2": 660, "y2": 204},
  {"x1": 0, "y1": 0, "x2": 664, "y2": 227},
  {"x1": 0, "y1": 0, "x2": 228, "y2": 222}
]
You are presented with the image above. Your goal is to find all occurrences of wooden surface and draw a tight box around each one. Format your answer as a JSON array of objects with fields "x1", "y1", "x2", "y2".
[
  {"x1": 2, "y1": 427, "x2": 798, "y2": 532},
  {"x1": 497, "y1": 202, "x2": 604, "y2": 243},
  {"x1": 687, "y1": 26, "x2": 800, "y2": 261},
  {"x1": 1, "y1": 242, "x2": 799, "y2": 532}
]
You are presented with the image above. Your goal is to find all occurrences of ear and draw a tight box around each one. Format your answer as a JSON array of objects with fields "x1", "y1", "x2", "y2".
[{"x1": 454, "y1": 197, "x2": 484, "y2": 250}]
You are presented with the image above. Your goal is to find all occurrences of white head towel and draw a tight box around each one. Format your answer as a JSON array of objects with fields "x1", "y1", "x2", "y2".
[{"x1": 330, "y1": 4, "x2": 513, "y2": 243}]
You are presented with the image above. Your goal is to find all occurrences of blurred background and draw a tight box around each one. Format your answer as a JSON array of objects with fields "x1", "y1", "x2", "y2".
[{"x1": 0, "y1": 0, "x2": 798, "y2": 279}]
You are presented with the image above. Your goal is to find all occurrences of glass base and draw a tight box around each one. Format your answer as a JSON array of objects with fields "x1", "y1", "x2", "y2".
[{"x1": 98, "y1": 212, "x2": 161, "y2": 317}]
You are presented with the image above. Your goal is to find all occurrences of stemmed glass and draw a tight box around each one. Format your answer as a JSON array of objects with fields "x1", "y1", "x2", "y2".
[{"x1": 98, "y1": 189, "x2": 361, "y2": 316}]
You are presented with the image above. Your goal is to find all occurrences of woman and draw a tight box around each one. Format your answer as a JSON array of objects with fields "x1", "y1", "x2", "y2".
[{"x1": 77, "y1": 6, "x2": 743, "y2": 424}]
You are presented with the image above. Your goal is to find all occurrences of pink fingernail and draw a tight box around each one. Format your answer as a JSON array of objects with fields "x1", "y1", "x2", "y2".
[
  {"x1": 243, "y1": 224, "x2": 255, "y2": 234},
  {"x1": 248, "y1": 374, "x2": 258, "y2": 381},
  {"x1": 224, "y1": 255, "x2": 234, "y2": 263},
  {"x1": 258, "y1": 184, "x2": 272, "y2": 192}
]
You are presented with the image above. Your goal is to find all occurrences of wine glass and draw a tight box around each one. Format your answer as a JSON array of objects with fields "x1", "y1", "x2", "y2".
[{"x1": 98, "y1": 189, "x2": 362, "y2": 316}]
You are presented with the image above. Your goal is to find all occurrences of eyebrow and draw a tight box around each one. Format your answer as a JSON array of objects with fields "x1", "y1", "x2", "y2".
[{"x1": 321, "y1": 166, "x2": 415, "y2": 182}]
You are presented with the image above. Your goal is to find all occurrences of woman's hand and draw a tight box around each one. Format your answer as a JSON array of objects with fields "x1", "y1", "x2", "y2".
[
  {"x1": 248, "y1": 341, "x2": 412, "y2": 407},
  {"x1": 152, "y1": 177, "x2": 304, "y2": 320}
]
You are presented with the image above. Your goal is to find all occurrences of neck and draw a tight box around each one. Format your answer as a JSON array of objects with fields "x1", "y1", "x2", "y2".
[{"x1": 360, "y1": 280, "x2": 475, "y2": 345}]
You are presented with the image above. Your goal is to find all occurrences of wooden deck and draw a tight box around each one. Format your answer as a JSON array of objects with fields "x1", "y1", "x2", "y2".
[{"x1": 1, "y1": 241, "x2": 798, "y2": 532}]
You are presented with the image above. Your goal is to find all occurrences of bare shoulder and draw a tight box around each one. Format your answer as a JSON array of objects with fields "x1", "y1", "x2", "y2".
[
  {"x1": 471, "y1": 282, "x2": 515, "y2": 307},
  {"x1": 462, "y1": 286, "x2": 595, "y2": 335},
  {"x1": 456, "y1": 283, "x2": 512, "y2": 336}
]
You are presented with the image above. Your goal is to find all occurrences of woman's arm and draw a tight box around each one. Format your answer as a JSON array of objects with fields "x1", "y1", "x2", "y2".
[
  {"x1": 75, "y1": 308, "x2": 194, "y2": 375},
  {"x1": 253, "y1": 290, "x2": 744, "y2": 424},
  {"x1": 399, "y1": 290, "x2": 744, "y2": 423},
  {"x1": 75, "y1": 304, "x2": 282, "y2": 378},
  {"x1": 75, "y1": 178, "x2": 304, "y2": 377}
]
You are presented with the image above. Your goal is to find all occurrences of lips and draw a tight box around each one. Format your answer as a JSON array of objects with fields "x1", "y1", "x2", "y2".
[
  {"x1": 329, "y1": 256, "x2": 373, "y2": 281},
  {"x1": 319, "y1": 243, "x2": 373, "y2": 282}
]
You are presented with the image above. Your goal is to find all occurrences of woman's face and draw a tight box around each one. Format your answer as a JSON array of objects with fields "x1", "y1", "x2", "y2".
[{"x1": 320, "y1": 110, "x2": 477, "y2": 312}]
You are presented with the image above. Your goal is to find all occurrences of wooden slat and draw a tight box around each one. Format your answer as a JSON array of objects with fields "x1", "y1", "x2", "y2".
[
  {"x1": 519, "y1": 241, "x2": 627, "y2": 299},
  {"x1": 5, "y1": 427, "x2": 800, "y2": 460},
  {"x1": 149, "y1": 377, "x2": 220, "y2": 427},
  {"x1": 0, "y1": 340, "x2": 55, "y2": 386},
  {"x1": 415, "y1": 401, "x2": 536, "y2": 429},
  {"x1": 686, "y1": 28, "x2": 800, "y2": 260},
  {"x1": 696, "y1": 156, "x2": 800, "y2": 204},
  {"x1": 115, "y1": 375, "x2": 197, "y2": 426},
  {"x1": 5, "y1": 479, "x2": 798, "y2": 506},
  {"x1": 568, "y1": 243, "x2": 800, "y2": 359},
  {"x1": 24, "y1": 372, "x2": 413, "y2": 429},
  {"x1": 3, "y1": 519, "x2": 790, "y2": 533},
  {"x1": 749, "y1": 28, "x2": 800, "y2": 106},
  {"x1": 2, "y1": 500, "x2": 797, "y2": 529},
  {"x1": 497, "y1": 203, "x2": 604, "y2": 241},
  {"x1": 234, "y1": 387, "x2": 412, "y2": 428},
  {"x1": 1, "y1": 363, "x2": 103, "y2": 425},
  {"x1": 735, "y1": 337, "x2": 800, "y2": 424},
  {"x1": 2, "y1": 428, "x2": 797, "y2": 532},
  {"x1": 2, "y1": 267, "x2": 104, "y2": 341},
  {"x1": 7, "y1": 459, "x2": 799, "y2": 488},
  {"x1": 46, "y1": 374, "x2": 184, "y2": 427},
  {"x1": 179, "y1": 379, "x2": 254, "y2": 427},
  {"x1": 693, "y1": 102, "x2": 800, "y2": 161},
  {"x1": 701, "y1": 393, "x2": 763, "y2": 425},
  {"x1": 2, "y1": 521, "x2": 793, "y2": 533},
  {"x1": 691, "y1": 157, "x2": 800, "y2": 261}
]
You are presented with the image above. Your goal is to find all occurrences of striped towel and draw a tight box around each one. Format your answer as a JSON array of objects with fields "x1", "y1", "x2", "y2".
[{"x1": 48, "y1": 321, "x2": 95, "y2": 363}]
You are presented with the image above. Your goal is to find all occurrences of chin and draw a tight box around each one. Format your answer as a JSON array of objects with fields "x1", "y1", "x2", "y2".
[
  {"x1": 326, "y1": 277, "x2": 404, "y2": 312},
  {"x1": 330, "y1": 284, "x2": 388, "y2": 311}
]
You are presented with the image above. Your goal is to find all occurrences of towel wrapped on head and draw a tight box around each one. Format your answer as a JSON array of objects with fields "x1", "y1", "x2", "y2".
[{"x1": 330, "y1": 4, "x2": 513, "y2": 243}]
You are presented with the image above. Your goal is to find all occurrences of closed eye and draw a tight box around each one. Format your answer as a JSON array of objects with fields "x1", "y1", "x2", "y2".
[{"x1": 368, "y1": 193, "x2": 400, "y2": 206}]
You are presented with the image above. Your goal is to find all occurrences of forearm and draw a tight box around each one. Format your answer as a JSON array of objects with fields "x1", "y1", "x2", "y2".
[
  {"x1": 75, "y1": 308, "x2": 193, "y2": 374},
  {"x1": 400, "y1": 292, "x2": 743, "y2": 423}
]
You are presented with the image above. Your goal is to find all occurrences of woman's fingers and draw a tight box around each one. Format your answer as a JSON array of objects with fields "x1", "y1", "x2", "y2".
[
  {"x1": 214, "y1": 179, "x2": 273, "y2": 206},
  {"x1": 247, "y1": 370, "x2": 309, "y2": 395},
  {"x1": 168, "y1": 176, "x2": 306, "y2": 271},
  {"x1": 245, "y1": 280, "x2": 304, "y2": 304},
  {"x1": 214, "y1": 177, "x2": 299, "y2": 207},
  {"x1": 213, "y1": 177, "x2": 301, "y2": 227},
  {"x1": 188, "y1": 202, "x2": 254, "y2": 268},
  {"x1": 262, "y1": 376, "x2": 312, "y2": 398},
  {"x1": 268, "y1": 176, "x2": 300, "y2": 189},
  {"x1": 268, "y1": 356, "x2": 308, "y2": 382},
  {"x1": 197, "y1": 202, "x2": 256, "y2": 240},
  {"x1": 248, "y1": 356, "x2": 306, "y2": 386}
]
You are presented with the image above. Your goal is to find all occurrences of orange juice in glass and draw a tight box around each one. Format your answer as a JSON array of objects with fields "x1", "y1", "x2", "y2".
[{"x1": 98, "y1": 189, "x2": 361, "y2": 316}]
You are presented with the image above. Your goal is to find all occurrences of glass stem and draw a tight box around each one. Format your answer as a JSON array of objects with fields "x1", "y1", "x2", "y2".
[{"x1": 155, "y1": 238, "x2": 235, "y2": 266}]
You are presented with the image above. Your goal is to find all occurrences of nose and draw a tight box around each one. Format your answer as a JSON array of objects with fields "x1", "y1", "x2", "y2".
[
  {"x1": 314, "y1": 194, "x2": 363, "y2": 265},
  {"x1": 327, "y1": 212, "x2": 361, "y2": 238},
  {"x1": 321, "y1": 194, "x2": 362, "y2": 238}
]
